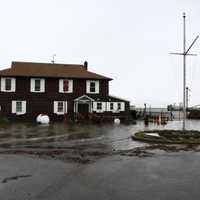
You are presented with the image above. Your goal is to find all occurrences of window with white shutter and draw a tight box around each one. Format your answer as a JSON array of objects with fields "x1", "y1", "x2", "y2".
[
  {"x1": 12, "y1": 101, "x2": 26, "y2": 115},
  {"x1": 34, "y1": 79, "x2": 41, "y2": 91},
  {"x1": 110, "y1": 103, "x2": 114, "y2": 110},
  {"x1": 117, "y1": 103, "x2": 121, "y2": 110},
  {"x1": 93, "y1": 102, "x2": 106, "y2": 113},
  {"x1": 90, "y1": 82, "x2": 96, "y2": 92},
  {"x1": 5, "y1": 78, "x2": 11, "y2": 91},
  {"x1": 111, "y1": 102, "x2": 125, "y2": 112},
  {"x1": 121, "y1": 102, "x2": 125, "y2": 111},
  {"x1": 97, "y1": 102, "x2": 102, "y2": 110},
  {"x1": 59, "y1": 79, "x2": 73, "y2": 93},
  {"x1": 57, "y1": 102, "x2": 64, "y2": 112},
  {"x1": 1, "y1": 77, "x2": 16, "y2": 92},
  {"x1": 16, "y1": 101, "x2": 22, "y2": 113},
  {"x1": 53, "y1": 101, "x2": 67, "y2": 115},
  {"x1": 86, "y1": 80, "x2": 99, "y2": 94},
  {"x1": 30, "y1": 78, "x2": 45, "y2": 92}
]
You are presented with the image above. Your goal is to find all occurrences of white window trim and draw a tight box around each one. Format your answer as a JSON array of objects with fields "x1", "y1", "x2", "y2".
[
  {"x1": 117, "y1": 102, "x2": 121, "y2": 110},
  {"x1": 30, "y1": 78, "x2": 45, "y2": 93},
  {"x1": 113, "y1": 102, "x2": 125, "y2": 113},
  {"x1": 110, "y1": 102, "x2": 114, "y2": 110},
  {"x1": 107, "y1": 102, "x2": 114, "y2": 112},
  {"x1": 1, "y1": 77, "x2": 16, "y2": 92},
  {"x1": 53, "y1": 101, "x2": 68, "y2": 115},
  {"x1": 121, "y1": 102, "x2": 125, "y2": 111},
  {"x1": 59, "y1": 79, "x2": 73, "y2": 93},
  {"x1": 86, "y1": 80, "x2": 99, "y2": 94},
  {"x1": 93, "y1": 102, "x2": 106, "y2": 113},
  {"x1": 12, "y1": 100, "x2": 26, "y2": 115},
  {"x1": 106, "y1": 102, "x2": 125, "y2": 113},
  {"x1": 97, "y1": 102, "x2": 102, "y2": 111}
]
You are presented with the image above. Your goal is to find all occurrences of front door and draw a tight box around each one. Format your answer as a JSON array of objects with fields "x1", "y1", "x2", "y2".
[{"x1": 78, "y1": 104, "x2": 89, "y2": 118}]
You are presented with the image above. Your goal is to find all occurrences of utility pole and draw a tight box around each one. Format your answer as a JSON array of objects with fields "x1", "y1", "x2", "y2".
[
  {"x1": 186, "y1": 86, "x2": 191, "y2": 110},
  {"x1": 144, "y1": 103, "x2": 146, "y2": 117},
  {"x1": 149, "y1": 105, "x2": 151, "y2": 116},
  {"x1": 171, "y1": 13, "x2": 199, "y2": 131},
  {"x1": 186, "y1": 87, "x2": 188, "y2": 110}
]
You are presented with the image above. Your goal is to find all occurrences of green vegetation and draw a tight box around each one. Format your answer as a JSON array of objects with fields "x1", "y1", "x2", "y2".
[
  {"x1": 132, "y1": 130, "x2": 200, "y2": 144},
  {"x1": 0, "y1": 116, "x2": 10, "y2": 125}
]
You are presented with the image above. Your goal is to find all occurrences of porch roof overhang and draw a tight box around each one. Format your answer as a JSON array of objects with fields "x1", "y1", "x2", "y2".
[{"x1": 74, "y1": 95, "x2": 95, "y2": 103}]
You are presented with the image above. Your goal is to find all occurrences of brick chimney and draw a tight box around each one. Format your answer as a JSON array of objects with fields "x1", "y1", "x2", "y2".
[{"x1": 84, "y1": 61, "x2": 88, "y2": 70}]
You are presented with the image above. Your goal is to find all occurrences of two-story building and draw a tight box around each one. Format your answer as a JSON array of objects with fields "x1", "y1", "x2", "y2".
[{"x1": 0, "y1": 61, "x2": 130, "y2": 122}]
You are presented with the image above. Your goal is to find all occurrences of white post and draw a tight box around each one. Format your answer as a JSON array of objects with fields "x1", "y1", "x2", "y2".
[{"x1": 183, "y1": 12, "x2": 186, "y2": 131}]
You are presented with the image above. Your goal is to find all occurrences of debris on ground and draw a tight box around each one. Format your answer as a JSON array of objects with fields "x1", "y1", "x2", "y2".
[{"x1": 2, "y1": 175, "x2": 32, "y2": 184}]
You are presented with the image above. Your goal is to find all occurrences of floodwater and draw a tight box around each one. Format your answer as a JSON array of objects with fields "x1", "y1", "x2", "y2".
[
  {"x1": 0, "y1": 119, "x2": 200, "y2": 150},
  {"x1": 1, "y1": 120, "x2": 200, "y2": 200}
]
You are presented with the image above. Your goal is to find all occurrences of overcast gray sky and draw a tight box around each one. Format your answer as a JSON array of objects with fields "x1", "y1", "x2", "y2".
[{"x1": 0, "y1": 0, "x2": 200, "y2": 107}]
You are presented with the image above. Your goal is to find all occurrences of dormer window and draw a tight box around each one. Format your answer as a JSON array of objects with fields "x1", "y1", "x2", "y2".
[
  {"x1": 30, "y1": 78, "x2": 45, "y2": 93},
  {"x1": 86, "y1": 80, "x2": 99, "y2": 94},
  {"x1": 1, "y1": 77, "x2": 16, "y2": 92}
]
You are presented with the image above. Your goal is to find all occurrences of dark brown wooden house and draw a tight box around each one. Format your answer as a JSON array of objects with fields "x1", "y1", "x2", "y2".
[{"x1": 0, "y1": 61, "x2": 130, "y2": 122}]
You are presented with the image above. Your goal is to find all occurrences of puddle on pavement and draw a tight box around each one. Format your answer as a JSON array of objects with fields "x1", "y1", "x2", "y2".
[{"x1": 0, "y1": 120, "x2": 200, "y2": 151}]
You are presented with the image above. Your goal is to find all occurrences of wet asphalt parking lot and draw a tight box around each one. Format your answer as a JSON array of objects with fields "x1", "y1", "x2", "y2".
[{"x1": 0, "y1": 120, "x2": 200, "y2": 200}]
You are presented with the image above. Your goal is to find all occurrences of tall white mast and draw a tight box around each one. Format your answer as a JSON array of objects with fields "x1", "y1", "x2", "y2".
[
  {"x1": 183, "y1": 12, "x2": 186, "y2": 131},
  {"x1": 171, "y1": 13, "x2": 199, "y2": 131}
]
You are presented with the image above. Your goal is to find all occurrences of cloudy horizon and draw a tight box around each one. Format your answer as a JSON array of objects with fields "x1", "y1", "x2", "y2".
[{"x1": 0, "y1": 0, "x2": 200, "y2": 108}]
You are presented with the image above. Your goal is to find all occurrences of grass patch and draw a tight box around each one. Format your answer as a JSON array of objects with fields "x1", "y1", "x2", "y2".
[
  {"x1": 0, "y1": 116, "x2": 10, "y2": 125},
  {"x1": 132, "y1": 130, "x2": 200, "y2": 144}
]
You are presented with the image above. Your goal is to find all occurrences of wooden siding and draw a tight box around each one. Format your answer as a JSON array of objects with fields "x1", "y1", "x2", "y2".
[
  {"x1": 0, "y1": 77, "x2": 109, "y2": 98},
  {"x1": 0, "y1": 77, "x2": 114, "y2": 121}
]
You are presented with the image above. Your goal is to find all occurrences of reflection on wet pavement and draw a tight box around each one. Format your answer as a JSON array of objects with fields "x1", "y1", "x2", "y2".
[{"x1": 0, "y1": 120, "x2": 200, "y2": 151}]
